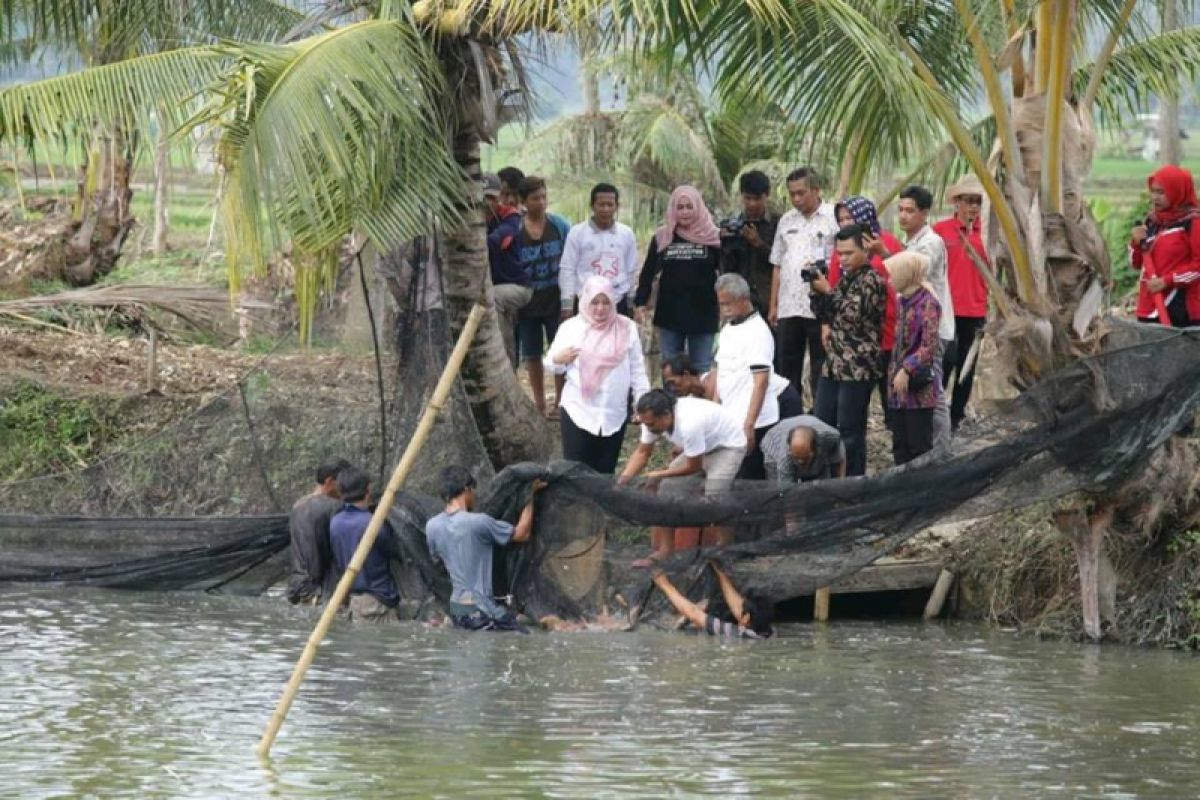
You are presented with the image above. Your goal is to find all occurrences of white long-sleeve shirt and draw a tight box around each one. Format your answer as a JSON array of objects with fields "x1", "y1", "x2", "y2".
[
  {"x1": 905, "y1": 224, "x2": 956, "y2": 341},
  {"x1": 545, "y1": 316, "x2": 650, "y2": 436},
  {"x1": 558, "y1": 220, "x2": 640, "y2": 310}
]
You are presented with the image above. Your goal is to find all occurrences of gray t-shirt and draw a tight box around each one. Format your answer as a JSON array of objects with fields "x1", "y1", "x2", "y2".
[
  {"x1": 761, "y1": 415, "x2": 845, "y2": 483},
  {"x1": 425, "y1": 510, "x2": 515, "y2": 620},
  {"x1": 287, "y1": 492, "x2": 340, "y2": 604}
]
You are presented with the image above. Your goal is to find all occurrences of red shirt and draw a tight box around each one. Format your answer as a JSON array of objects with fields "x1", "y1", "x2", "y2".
[
  {"x1": 828, "y1": 231, "x2": 903, "y2": 352},
  {"x1": 933, "y1": 216, "x2": 989, "y2": 318},
  {"x1": 1131, "y1": 218, "x2": 1200, "y2": 322}
]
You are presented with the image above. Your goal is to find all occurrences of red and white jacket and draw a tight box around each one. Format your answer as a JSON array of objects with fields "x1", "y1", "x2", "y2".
[{"x1": 1131, "y1": 216, "x2": 1200, "y2": 323}]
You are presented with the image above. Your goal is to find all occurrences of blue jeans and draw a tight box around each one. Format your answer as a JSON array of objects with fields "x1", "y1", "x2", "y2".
[{"x1": 658, "y1": 328, "x2": 716, "y2": 374}]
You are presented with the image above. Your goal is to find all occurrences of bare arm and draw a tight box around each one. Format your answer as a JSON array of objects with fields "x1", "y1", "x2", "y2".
[
  {"x1": 511, "y1": 481, "x2": 547, "y2": 542},
  {"x1": 618, "y1": 442, "x2": 654, "y2": 486},
  {"x1": 646, "y1": 454, "x2": 704, "y2": 480},
  {"x1": 769, "y1": 265, "x2": 781, "y2": 326},
  {"x1": 743, "y1": 371, "x2": 769, "y2": 445},
  {"x1": 710, "y1": 562, "x2": 745, "y2": 622},
  {"x1": 652, "y1": 572, "x2": 709, "y2": 630}
]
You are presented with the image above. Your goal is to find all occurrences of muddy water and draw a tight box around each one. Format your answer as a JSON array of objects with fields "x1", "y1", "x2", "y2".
[{"x1": 2, "y1": 586, "x2": 1197, "y2": 798}]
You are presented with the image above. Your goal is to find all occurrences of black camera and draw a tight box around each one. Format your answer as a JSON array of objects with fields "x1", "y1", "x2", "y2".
[
  {"x1": 801, "y1": 260, "x2": 827, "y2": 282},
  {"x1": 719, "y1": 216, "x2": 746, "y2": 236}
]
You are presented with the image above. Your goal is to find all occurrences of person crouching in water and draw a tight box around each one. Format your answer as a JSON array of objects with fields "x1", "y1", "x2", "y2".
[
  {"x1": 651, "y1": 561, "x2": 774, "y2": 639},
  {"x1": 884, "y1": 252, "x2": 943, "y2": 465},
  {"x1": 425, "y1": 466, "x2": 544, "y2": 632}
]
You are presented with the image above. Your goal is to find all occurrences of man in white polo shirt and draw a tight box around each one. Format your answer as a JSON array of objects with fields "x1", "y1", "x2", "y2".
[
  {"x1": 710, "y1": 273, "x2": 798, "y2": 480},
  {"x1": 559, "y1": 182, "x2": 640, "y2": 319},
  {"x1": 618, "y1": 389, "x2": 746, "y2": 566}
]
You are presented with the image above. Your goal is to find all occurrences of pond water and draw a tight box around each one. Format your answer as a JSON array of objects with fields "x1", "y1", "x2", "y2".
[{"x1": 2, "y1": 586, "x2": 1198, "y2": 798}]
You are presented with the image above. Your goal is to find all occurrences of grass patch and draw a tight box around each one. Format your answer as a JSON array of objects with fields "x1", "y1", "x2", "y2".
[{"x1": 0, "y1": 381, "x2": 127, "y2": 479}]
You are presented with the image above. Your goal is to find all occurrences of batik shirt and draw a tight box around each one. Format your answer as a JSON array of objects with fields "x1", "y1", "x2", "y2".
[{"x1": 819, "y1": 264, "x2": 887, "y2": 382}]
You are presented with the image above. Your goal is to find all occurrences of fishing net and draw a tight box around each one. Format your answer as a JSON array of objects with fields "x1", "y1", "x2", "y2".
[{"x1": 1, "y1": 318, "x2": 1198, "y2": 627}]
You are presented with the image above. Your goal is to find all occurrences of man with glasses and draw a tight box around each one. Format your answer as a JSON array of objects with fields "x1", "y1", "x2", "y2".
[{"x1": 933, "y1": 176, "x2": 990, "y2": 433}]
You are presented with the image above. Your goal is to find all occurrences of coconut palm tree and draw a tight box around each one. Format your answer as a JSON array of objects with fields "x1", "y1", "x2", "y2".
[{"x1": 0, "y1": 0, "x2": 309, "y2": 284}]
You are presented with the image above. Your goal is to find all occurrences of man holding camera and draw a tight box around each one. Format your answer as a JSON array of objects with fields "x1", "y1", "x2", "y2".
[
  {"x1": 720, "y1": 170, "x2": 778, "y2": 314},
  {"x1": 810, "y1": 224, "x2": 887, "y2": 476},
  {"x1": 768, "y1": 167, "x2": 839, "y2": 409}
]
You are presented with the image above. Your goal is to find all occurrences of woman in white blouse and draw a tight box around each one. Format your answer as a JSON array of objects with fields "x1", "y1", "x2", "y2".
[{"x1": 546, "y1": 276, "x2": 650, "y2": 473}]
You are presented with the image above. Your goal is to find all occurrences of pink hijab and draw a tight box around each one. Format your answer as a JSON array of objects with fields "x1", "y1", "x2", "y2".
[
  {"x1": 578, "y1": 276, "x2": 630, "y2": 400},
  {"x1": 654, "y1": 185, "x2": 721, "y2": 250}
]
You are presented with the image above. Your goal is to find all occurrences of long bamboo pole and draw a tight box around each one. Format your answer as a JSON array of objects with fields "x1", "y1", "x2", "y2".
[
  {"x1": 255, "y1": 302, "x2": 488, "y2": 759},
  {"x1": 1041, "y1": 0, "x2": 1075, "y2": 215}
]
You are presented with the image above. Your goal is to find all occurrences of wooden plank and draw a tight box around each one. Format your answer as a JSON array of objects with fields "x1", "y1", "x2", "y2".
[
  {"x1": 922, "y1": 569, "x2": 956, "y2": 619},
  {"x1": 828, "y1": 560, "x2": 944, "y2": 595},
  {"x1": 813, "y1": 587, "x2": 831, "y2": 621}
]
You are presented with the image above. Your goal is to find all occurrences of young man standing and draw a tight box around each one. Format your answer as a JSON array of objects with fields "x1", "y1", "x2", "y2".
[
  {"x1": 619, "y1": 389, "x2": 746, "y2": 565},
  {"x1": 720, "y1": 170, "x2": 779, "y2": 312},
  {"x1": 516, "y1": 176, "x2": 571, "y2": 418},
  {"x1": 484, "y1": 172, "x2": 530, "y2": 365},
  {"x1": 425, "y1": 466, "x2": 543, "y2": 631},
  {"x1": 812, "y1": 224, "x2": 887, "y2": 476},
  {"x1": 933, "y1": 175, "x2": 989, "y2": 432},
  {"x1": 328, "y1": 467, "x2": 403, "y2": 622},
  {"x1": 287, "y1": 459, "x2": 351, "y2": 605},
  {"x1": 559, "y1": 183, "x2": 639, "y2": 319},
  {"x1": 769, "y1": 166, "x2": 840, "y2": 408},
  {"x1": 497, "y1": 165, "x2": 526, "y2": 209},
  {"x1": 895, "y1": 185, "x2": 954, "y2": 445}
]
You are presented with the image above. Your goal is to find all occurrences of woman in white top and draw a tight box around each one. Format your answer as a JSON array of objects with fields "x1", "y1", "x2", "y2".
[{"x1": 546, "y1": 276, "x2": 650, "y2": 473}]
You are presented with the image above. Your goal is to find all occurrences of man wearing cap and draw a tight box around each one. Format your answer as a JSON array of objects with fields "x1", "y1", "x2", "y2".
[
  {"x1": 484, "y1": 172, "x2": 531, "y2": 365},
  {"x1": 933, "y1": 175, "x2": 989, "y2": 433}
]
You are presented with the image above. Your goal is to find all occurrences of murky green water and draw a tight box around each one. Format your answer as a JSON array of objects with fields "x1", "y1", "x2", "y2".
[{"x1": 2, "y1": 586, "x2": 1198, "y2": 798}]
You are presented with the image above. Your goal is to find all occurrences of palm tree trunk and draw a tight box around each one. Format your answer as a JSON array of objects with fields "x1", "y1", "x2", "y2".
[
  {"x1": 442, "y1": 74, "x2": 550, "y2": 467},
  {"x1": 64, "y1": 129, "x2": 135, "y2": 285},
  {"x1": 152, "y1": 126, "x2": 170, "y2": 256},
  {"x1": 1159, "y1": 0, "x2": 1183, "y2": 165}
]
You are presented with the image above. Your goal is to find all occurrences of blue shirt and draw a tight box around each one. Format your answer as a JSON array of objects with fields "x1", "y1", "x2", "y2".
[
  {"x1": 487, "y1": 207, "x2": 528, "y2": 286},
  {"x1": 329, "y1": 505, "x2": 400, "y2": 607},
  {"x1": 518, "y1": 213, "x2": 571, "y2": 292},
  {"x1": 425, "y1": 510, "x2": 514, "y2": 620}
]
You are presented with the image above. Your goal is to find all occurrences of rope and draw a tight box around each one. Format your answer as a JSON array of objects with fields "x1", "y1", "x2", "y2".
[
  {"x1": 356, "y1": 250, "x2": 389, "y2": 488},
  {"x1": 238, "y1": 380, "x2": 284, "y2": 512}
]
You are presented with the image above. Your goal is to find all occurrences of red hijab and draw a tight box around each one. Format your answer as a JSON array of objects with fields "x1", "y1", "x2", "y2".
[{"x1": 1149, "y1": 165, "x2": 1199, "y2": 226}]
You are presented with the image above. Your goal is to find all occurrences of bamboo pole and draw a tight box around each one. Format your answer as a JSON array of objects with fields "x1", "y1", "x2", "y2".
[
  {"x1": 922, "y1": 569, "x2": 955, "y2": 620},
  {"x1": 813, "y1": 587, "x2": 831, "y2": 622},
  {"x1": 255, "y1": 302, "x2": 488, "y2": 759},
  {"x1": 1041, "y1": 0, "x2": 1075, "y2": 215}
]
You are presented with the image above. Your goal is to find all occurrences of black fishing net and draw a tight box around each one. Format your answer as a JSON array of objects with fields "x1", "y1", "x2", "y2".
[{"x1": 1, "y1": 319, "x2": 1198, "y2": 628}]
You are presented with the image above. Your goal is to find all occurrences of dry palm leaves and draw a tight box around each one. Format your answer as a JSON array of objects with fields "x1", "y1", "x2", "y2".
[{"x1": 0, "y1": 284, "x2": 268, "y2": 340}]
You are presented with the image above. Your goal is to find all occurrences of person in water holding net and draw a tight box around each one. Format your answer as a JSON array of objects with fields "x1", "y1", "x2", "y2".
[
  {"x1": 329, "y1": 467, "x2": 404, "y2": 622},
  {"x1": 287, "y1": 458, "x2": 352, "y2": 605},
  {"x1": 425, "y1": 465, "x2": 544, "y2": 632},
  {"x1": 618, "y1": 389, "x2": 747, "y2": 566},
  {"x1": 650, "y1": 561, "x2": 774, "y2": 639}
]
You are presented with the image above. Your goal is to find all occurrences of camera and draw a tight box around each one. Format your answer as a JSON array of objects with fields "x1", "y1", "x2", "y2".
[
  {"x1": 719, "y1": 216, "x2": 746, "y2": 236},
  {"x1": 801, "y1": 260, "x2": 828, "y2": 282}
]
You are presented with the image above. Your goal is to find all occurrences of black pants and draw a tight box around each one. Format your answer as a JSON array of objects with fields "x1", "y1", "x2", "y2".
[
  {"x1": 1138, "y1": 290, "x2": 1195, "y2": 329},
  {"x1": 560, "y1": 407, "x2": 626, "y2": 474},
  {"x1": 736, "y1": 383, "x2": 804, "y2": 480},
  {"x1": 942, "y1": 316, "x2": 985, "y2": 429},
  {"x1": 776, "y1": 316, "x2": 824, "y2": 409},
  {"x1": 815, "y1": 377, "x2": 874, "y2": 476},
  {"x1": 875, "y1": 349, "x2": 893, "y2": 426},
  {"x1": 890, "y1": 407, "x2": 934, "y2": 466}
]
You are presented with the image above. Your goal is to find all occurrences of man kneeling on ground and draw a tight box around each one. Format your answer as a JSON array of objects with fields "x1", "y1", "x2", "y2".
[
  {"x1": 425, "y1": 465, "x2": 544, "y2": 632},
  {"x1": 329, "y1": 467, "x2": 404, "y2": 622},
  {"x1": 651, "y1": 561, "x2": 774, "y2": 639}
]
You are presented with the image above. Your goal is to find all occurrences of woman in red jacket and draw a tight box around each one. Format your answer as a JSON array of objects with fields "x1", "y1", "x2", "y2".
[{"x1": 1132, "y1": 165, "x2": 1200, "y2": 327}]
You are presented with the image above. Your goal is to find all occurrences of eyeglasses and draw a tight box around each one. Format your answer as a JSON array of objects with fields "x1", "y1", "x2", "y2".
[{"x1": 959, "y1": 196, "x2": 983, "y2": 206}]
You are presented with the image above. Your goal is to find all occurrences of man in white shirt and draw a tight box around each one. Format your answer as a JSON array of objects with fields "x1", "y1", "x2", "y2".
[
  {"x1": 769, "y1": 166, "x2": 840, "y2": 409},
  {"x1": 559, "y1": 183, "x2": 640, "y2": 320},
  {"x1": 895, "y1": 185, "x2": 954, "y2": 446},
  {"x1": 710, "y1": 273, "x2": 796, "y2": 480},
  {"x1": 618, "y1": 389, "x2": 746, "y2": 565}
]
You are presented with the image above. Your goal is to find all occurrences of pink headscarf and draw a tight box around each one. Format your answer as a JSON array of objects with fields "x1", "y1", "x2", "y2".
[
  {"x1": 578, "y1": 276, "x2": 631, "y2": 399},
  {"x1": 654, "y1": 185, "x2": 721, "y2": 250}
]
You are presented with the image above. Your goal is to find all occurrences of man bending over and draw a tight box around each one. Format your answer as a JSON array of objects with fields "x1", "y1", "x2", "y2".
[
  {"x1": 651, "y1": 561, "x2": 774, "y2": 639},
  {"x1": 425, "y1": 465, "x2": 544, "y2": 632}
]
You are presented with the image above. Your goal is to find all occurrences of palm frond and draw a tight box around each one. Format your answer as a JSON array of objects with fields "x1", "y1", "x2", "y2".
[
  {"x1": 1078, "y1": 24, "x2": 1200, "y2": 125},
  {"x1": 200, "y1": 20, "x2": 463, "y2": 293},
  {"x1": 616, "y1": 95, "x2": 727, "y2": 204},
  {"x1": 0, "y1": 46, "x2": 229, "y2": 148}
]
